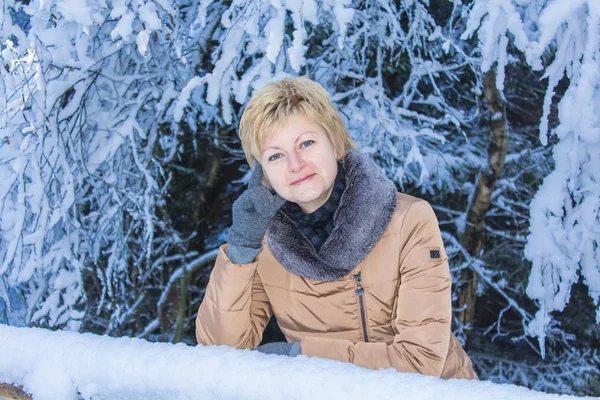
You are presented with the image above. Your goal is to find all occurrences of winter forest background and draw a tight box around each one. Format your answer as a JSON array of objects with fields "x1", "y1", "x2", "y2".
[{"x1": 0, "y1": 0, "x2": 599, "y2": 396}]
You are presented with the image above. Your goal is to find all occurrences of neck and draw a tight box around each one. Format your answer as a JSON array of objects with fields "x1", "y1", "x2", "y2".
[{"x1": 299, "y1": 183, "x2": 336, "y2": 214}]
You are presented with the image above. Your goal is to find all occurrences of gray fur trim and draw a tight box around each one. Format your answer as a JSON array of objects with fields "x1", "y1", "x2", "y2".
[{"x1": 266, "y1": 149, "x2": 397, "y2": 281}]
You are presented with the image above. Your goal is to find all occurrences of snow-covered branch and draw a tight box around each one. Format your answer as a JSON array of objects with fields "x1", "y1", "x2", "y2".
[
  {"x1": 523, "y1": 0, "x2": 600, "y2": 356},
  {"x1": 461, "y1": 0, "x2": 600, "y2": 357}
]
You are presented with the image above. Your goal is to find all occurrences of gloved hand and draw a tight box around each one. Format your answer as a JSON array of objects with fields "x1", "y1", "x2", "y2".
[
  {"x1": 227, "y1": 162, "x2": 286, "y2": 263},
  {"x1": 256, "y1": 342, "x2": 301, "y2": 357}
]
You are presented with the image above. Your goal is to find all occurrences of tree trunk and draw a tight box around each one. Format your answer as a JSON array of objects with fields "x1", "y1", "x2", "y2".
[
  {"x1": 456, "y1": 70, "x2": 509, "y2": 343},
  {"x1": 172, "y1": 256, "x2": 190, "y2": 344},
  {"x1": 159, "y1": 126, "x2": 228, "y2": 340}
]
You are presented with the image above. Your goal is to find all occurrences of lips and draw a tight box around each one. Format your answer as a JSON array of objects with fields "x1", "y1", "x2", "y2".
[{"x1": 291, "y1": 173, "x2": 316, "y2": 185}]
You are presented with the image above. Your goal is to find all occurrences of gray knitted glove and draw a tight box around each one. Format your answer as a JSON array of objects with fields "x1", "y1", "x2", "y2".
[
  {"x1": 256, "y1": 342, "x2": 301, "y2": 356},
  {"x1": 227, "y1": 162, "x2": 286, "y2": 260}
]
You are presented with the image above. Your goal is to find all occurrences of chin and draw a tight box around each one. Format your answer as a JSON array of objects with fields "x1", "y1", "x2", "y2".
[
  {"x1": 293, "y1": 193, "x2": 323, "y2": 205},
  {"x1": 293, "y1": 197, "x2": 320, "y2": 205},
  {"x1": 293, "y1": 189, "x2": 326, "y2": 202}
]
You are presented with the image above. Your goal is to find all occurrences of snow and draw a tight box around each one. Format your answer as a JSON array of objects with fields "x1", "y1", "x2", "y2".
[
  {"x1": 56, "y1": 0, "x2": 94, "y2": 27},
  {"x1": 137, "y1": 2, "x2": 162, "y2": 31},
  {"x1": 460, "y1": 0, "x2": 530, "y2": 90},
  {"x1": 110, "y1": 12, "x2": 135, "y2": 41},
  {"x1": 522, "y1": 0, "x2": 600, "y2": 354},
  {"x1": 330, "y1": 0, "x2": 354, "y2": 49},
  {"x1": 197, "y1": 0, "x2": 215, "y2": 28},
  {"x1": 174, "y1": 76, "x2": 206, "y2": 122},
  {"x1": 286, "y1": 0, "x2": 308, "y2": 72},
  {"x1": 461, "y1": 0, "x2": 600, "y2": 356},
  {"x1": 0, "y1": 325, "x2": 587, "y2": 400},
  {"x1": 264, "y1": 6, "x2": 286, "y2": 64},
  {"x1": 136, "y1": 30, "x2": 150, "y2": 55}
]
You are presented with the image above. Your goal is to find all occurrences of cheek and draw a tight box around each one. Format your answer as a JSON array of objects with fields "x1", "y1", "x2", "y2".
[
  {"x1": 322, "y1": 155, "x2": 338, "y2": 179},
  {"x1": 262, "y1": 175, "x2": 273, "y2": 190},
  {"x1": 263, "y1": 168, "x2": 283, "y2": 190}
]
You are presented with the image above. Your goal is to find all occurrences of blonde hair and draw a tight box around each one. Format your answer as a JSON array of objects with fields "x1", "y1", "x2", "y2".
[{"x1": 239, "y1": 76, "x2": 356, "y2": 166}]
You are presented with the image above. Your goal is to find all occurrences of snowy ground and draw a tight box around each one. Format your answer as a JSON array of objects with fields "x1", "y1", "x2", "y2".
[{"x1": 0, "y1": 325, "x2": 592, "y2": 400}]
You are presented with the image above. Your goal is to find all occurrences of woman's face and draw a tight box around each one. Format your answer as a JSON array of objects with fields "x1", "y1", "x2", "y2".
[{"x1": 260, "y1": 113, "x2": 340, "y2": 214}]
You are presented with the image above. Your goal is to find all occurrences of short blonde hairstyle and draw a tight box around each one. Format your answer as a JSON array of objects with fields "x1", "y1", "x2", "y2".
[{"x1": 239, "y1": 76, "x2": 356, "y2": 166}]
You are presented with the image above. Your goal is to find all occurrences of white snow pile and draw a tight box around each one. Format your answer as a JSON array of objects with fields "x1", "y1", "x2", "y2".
[{"x1": 0, "y1": 325, "x2": 589, "y2": 400}]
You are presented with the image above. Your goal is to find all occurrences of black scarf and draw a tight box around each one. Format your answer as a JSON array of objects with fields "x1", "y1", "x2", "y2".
[{"x1": 283, "y1": 166, "x2": 346, "y2": 253}]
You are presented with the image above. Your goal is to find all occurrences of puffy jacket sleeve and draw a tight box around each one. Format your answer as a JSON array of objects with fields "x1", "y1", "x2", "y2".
[
  {"x1": 300, "y1": 200, "x2": 455, "y2": 377},
  {"x1": 195, "y1": 244, "x2": 272, "y2": 349}
]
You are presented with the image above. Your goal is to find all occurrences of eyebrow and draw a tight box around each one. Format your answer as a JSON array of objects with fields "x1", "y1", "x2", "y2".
[
  {"x1": 262, "y1": 131, "x2": 317, "y2": 153},
  {"x1": 295, "y1": 131, "x2": 316, "y2": 143}
]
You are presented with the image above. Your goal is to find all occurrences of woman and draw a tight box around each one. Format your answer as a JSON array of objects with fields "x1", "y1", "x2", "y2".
[{"x1": 196, "y1": 77, "x2": 477, "y2": 380}]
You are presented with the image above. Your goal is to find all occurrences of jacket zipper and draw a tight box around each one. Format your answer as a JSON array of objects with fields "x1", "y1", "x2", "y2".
[{"x1": 354, "y1": 272, "x2": 369, "y2": 342}]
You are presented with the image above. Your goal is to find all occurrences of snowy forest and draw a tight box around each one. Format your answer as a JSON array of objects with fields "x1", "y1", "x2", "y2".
[{"x1": 0, "y1": 0, "x2": 599, "y2": 397}]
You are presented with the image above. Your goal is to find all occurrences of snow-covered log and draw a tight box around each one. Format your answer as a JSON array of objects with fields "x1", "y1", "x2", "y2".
[{"x1": 0, "y1": 325, "x2": 586, "y2": 400}]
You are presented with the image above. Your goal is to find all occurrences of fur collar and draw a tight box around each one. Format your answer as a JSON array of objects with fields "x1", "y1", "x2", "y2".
[{"x1": 266, "y1": 149, "x2": 398, "y2": 281}]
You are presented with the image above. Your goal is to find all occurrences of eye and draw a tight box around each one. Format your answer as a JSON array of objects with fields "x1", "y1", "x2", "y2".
[
  {"x1": 268, "y1": 153, "x2": 282, "y2": 162},
  {"x1": 300, "y1": 140, "x2": 315, "y2": 149}
]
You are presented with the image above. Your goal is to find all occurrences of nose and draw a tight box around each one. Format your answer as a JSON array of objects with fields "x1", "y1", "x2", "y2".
[{"x1": 287, "y1": 151, "x2": 306, "y2": 173}]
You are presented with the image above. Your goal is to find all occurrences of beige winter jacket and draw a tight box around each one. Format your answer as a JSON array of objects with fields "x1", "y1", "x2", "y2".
[{"x1": 196, "y1": 151, "x2": 477, "y2": 380}]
